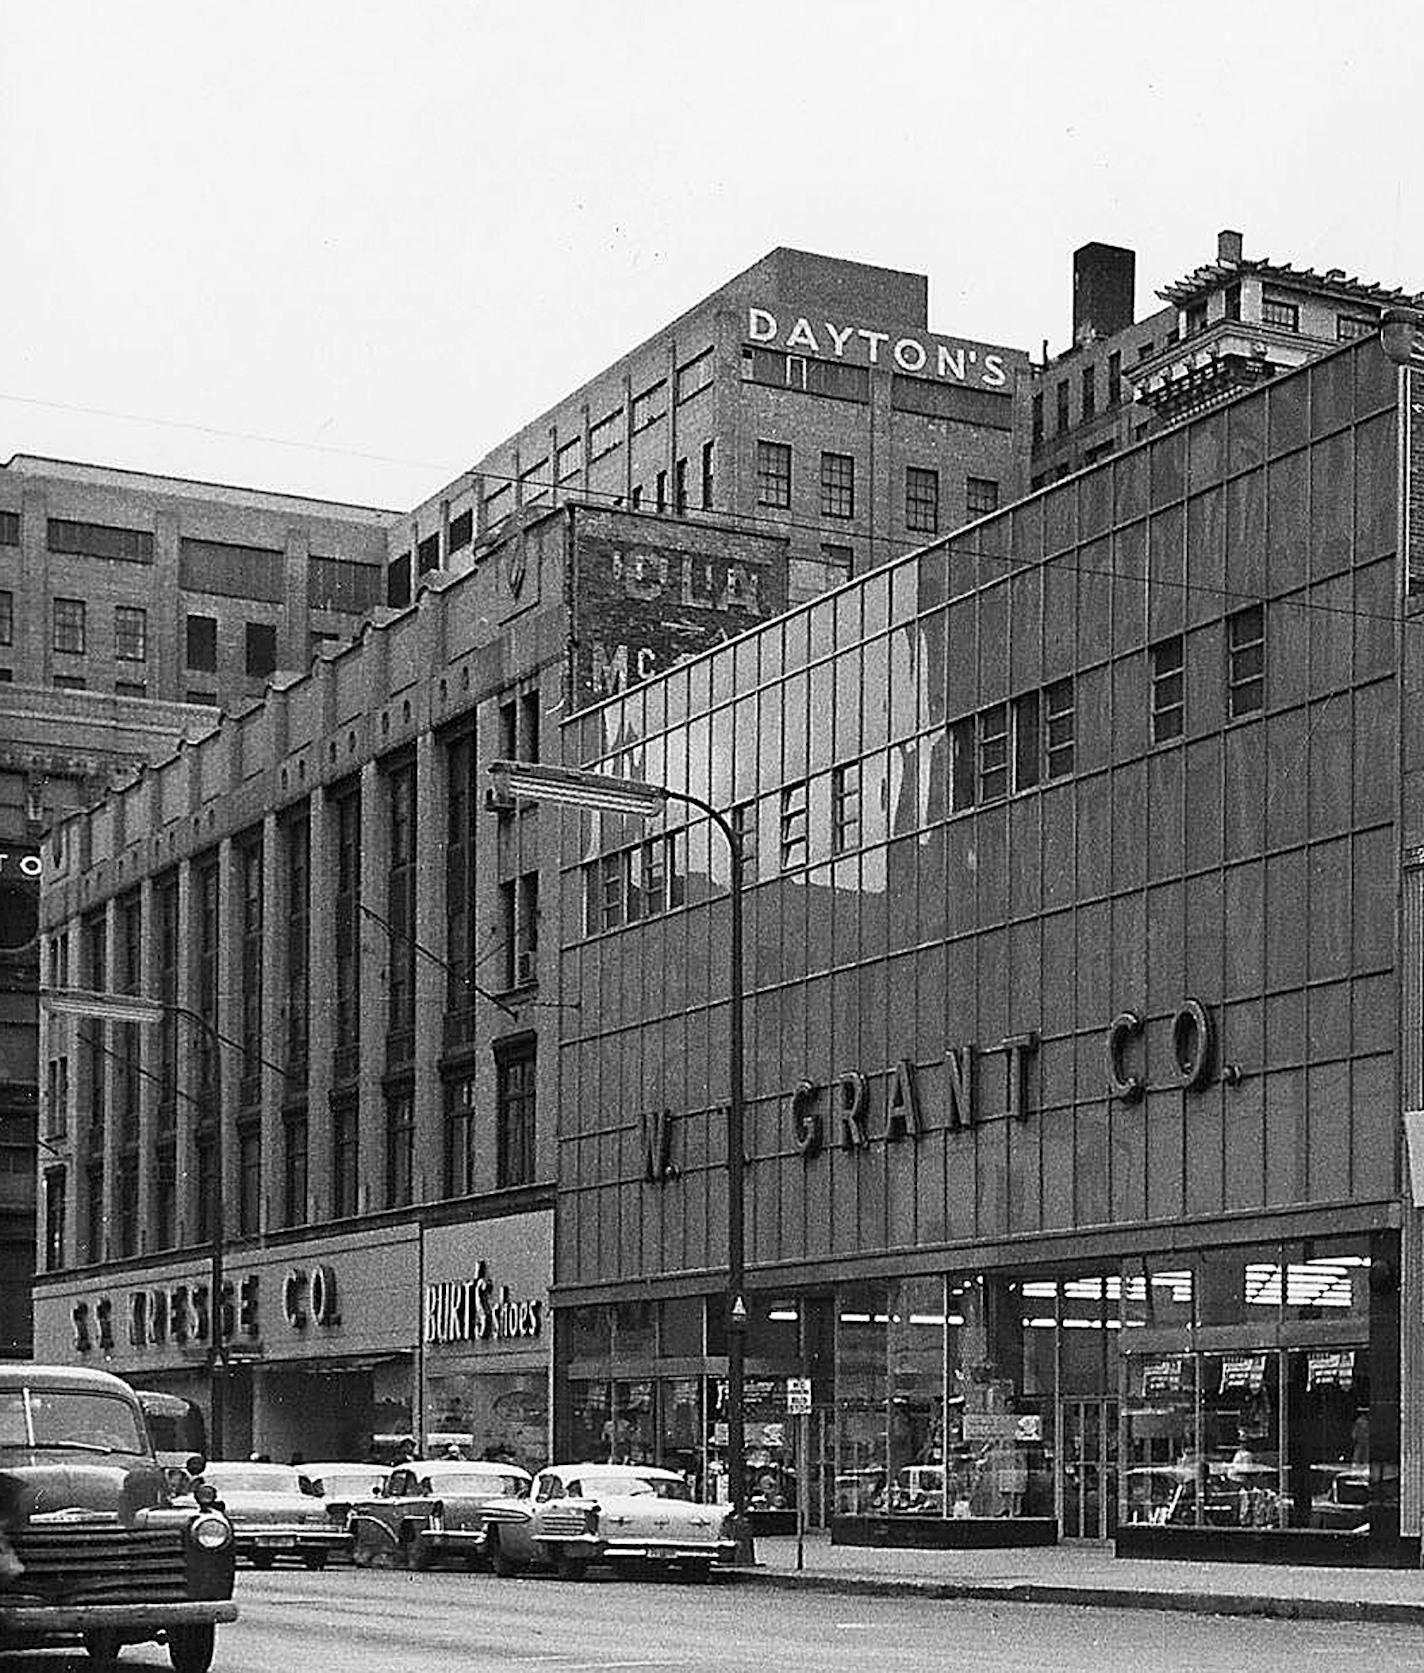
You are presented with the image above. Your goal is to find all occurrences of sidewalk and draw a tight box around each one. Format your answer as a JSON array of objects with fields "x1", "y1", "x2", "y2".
[{"x1": 736, "y1": 1530, "x2": 1424, "y2": 1624}]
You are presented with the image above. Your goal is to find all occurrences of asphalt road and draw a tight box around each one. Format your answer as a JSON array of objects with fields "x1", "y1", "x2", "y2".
[{"x1": 11, "y1": 1566, "x2": 1424, "y2": 1673}]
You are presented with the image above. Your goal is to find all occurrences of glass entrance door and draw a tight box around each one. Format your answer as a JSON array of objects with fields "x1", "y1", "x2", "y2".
[{"x1": 1060, "y1": 1397, "x2": 1118, "y2": 1540}]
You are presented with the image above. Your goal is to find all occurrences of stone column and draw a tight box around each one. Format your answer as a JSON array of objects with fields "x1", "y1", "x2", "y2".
[
  {"x1": 413, "y1": 730, "x2": 444, "y2": 1200},
  {"x1": 306, "y1": 786, "x2": 334, "y2": 1221},
  {"x1": 357, "y1": 762, "x2": 387, "y2": 1214}
]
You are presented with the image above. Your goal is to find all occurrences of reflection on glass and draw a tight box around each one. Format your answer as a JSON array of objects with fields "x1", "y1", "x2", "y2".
[{"x1": 1122, "y1": 1352, "x2": 1197, "y2": 1526}]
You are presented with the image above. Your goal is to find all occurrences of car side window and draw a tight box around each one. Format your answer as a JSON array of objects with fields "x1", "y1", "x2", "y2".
[
  {"x1": 536, "y1": 1474, "x2": 562, "y2": 1502},
  {"x1": 417, "y1": 1477, "x2": 432, "y2": 1495},
  {"x1": 388, "y1": 1470, "x2": 410, "y2": 1497},
  {"x1": 564, "y1": 1480, "x2": 580, "y2": 1497}
]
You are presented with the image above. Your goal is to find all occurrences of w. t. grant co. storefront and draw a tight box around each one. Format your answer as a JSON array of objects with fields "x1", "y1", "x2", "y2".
[{"x1": 546, "y1": 335, "x2": 1422, "y2": 1565}]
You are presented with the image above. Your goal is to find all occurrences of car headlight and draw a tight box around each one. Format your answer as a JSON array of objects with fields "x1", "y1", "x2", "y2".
[{"x1": 189, "y1": 1513, "x2": 234, "y2": 1551}]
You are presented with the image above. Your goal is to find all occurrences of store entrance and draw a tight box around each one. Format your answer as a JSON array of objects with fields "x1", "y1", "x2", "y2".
[{"x1": 1060, "y1": 1397, "x2": 1118, "y2": 1541}]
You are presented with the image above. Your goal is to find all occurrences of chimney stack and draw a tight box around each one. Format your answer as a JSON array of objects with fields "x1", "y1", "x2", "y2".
[
  {"x1": 1217, "y1": 229, "x2": 1244, "y2": 264},
  {"x1": 1072, "y1": 242, "x2": 1136, "y2": 346}
]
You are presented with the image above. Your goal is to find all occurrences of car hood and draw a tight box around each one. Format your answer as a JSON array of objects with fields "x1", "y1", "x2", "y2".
[
  {"x1": 211, "y1": 1490, "x2": 328, "y2": 1521},
  {"x1": 0, "y1": 1453, "x2": 166, "y2": 1525},
  {"x1": 568, "y1": 1493, "x2": 722, "y2": 1532}
]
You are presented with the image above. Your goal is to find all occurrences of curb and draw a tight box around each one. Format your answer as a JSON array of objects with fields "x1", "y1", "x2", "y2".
[{"x1": 728, "y1": 1567, "x2": 1424, "y2": 1626}]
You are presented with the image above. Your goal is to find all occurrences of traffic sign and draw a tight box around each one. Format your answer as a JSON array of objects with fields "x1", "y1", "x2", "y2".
[{"x1": 786, "y1": 1376, "x2": 812, "y2": 1415}]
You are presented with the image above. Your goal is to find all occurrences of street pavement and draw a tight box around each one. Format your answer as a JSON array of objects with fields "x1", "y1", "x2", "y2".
[
  {"x1": 21, "y1": 1565, "x2": 1424, "y2": 1673},
  {"x1": 748, "y1": 1528, "x2": 1424, "y2": 1623}
]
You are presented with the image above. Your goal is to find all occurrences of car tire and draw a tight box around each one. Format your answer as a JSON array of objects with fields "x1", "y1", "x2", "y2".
[
  {"x1": 408, "y1": 1543, "x2": 434, "y2": 1571},
  {"x1": 249, "y1": 1552, "x2": 276, "y2": 1570},
  {"x1": 83, "y1": 1631, "x2": 122, "y2": 1669},
  {"x1": 350, "y1": 1539, "x2": 373, "y2": 1568},
  {"x1": 302, "y1": 1550, "x2": 329, "y2": 1571},
  {"x1": 168, "y1": 1624, "x2": 216, "y2": 1673},
  {"x1": 488, "y1": 1531, "x2": 519, "y2": 1578},
  {"x1": 680, "y1": 1560, "x2": 713, "y2": 1583},
  {"x1": 555, "y1": 1551, "x2": 588, "y2": 1581}
]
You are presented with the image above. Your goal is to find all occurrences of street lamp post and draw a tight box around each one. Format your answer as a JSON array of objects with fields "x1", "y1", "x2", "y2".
[
  {"x1": 487, "y1": 759, "x2": 755, "y2": 1566},
  {"x1": 40, "y1": 987, "x2": 230, "y2": 1459}
]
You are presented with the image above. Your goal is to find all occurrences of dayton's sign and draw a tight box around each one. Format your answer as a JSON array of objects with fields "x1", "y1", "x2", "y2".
[{"x1": 747, "y1": 306, "x2": 1011, "y2": 388}]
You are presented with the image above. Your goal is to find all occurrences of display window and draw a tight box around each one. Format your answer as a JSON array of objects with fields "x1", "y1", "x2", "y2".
[{"x1": 423, "y1": 1369, "x2": 548, "y2": 1471}]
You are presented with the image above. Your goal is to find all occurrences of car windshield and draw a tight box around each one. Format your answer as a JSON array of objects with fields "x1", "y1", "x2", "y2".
[
  {"x1": 435, "y1": 1472, "x2": 529, "y2": 1498},
  {"x1": 309, "y1": 1471, "x2": 379, "y2": 1497},
  {"x1": 579, "y1": 1474, "x2": 691, "y2": 1501},
  {"x1": 205, "y1": 1466, "x2": 302, "y2": 1494},
  {"x1": 0, "y1": 1388, "x2": 145, "y2": 1455}
]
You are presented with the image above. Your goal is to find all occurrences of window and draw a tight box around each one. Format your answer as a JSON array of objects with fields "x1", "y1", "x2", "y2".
[
  {"x1": 1224, "y1": 284, "x2": 1242, "y2": 322},
  {"x1": 518, "y1": 460, "x2": 549, "y2": 510},
  {"x1": 1337, "y1": 314, "x2": 1376, "y2": 342},
  {"x1": 820, "y1": 453, "x2": 855, "y2": 519},
  {"x1": 448, "y1": 508, "x2": 473, "y2": 552},
  {"x1": 186, "y1": 614, "x2": 217, "y2": 671},
  {"x1": 978, "y1": 705, "x2": 1009, "y2": 801},
  {"x1": 417, "y1": 531, "x2": 440, "y2": 574},
  {"x1": 386, "y1": 761, "x2": 417, "y2": 1053},
  {"x1": 0, "y1": 511, "x2": 17, "y2": 546},
  {"x1": 1137, "y1": 340, "x2": 1155, "y2": 362},
  {"x1": 674, "y1": 458, "x2": 688, "y2": 515},
  {"x1": 237, "y1": 1122, "x2": 261, "y2": 1235},
  {"x1": 444, "y1": 1074, "x2": 478, "y2": 1198},
  {"x1": 1262, "y1": 297, "x2": 1300, "y2": 332},
  {"x1": 501, "y1": 871, "x2": 539, "y2": 988},
  {"x1": 701, "y1": 440, "x2": 715, "y2": 510},
  {"x1": 732, "y1": 801, "x2": 758, "y2": 885},
  {"x1": 1081, "y1": 363, "x2": 1097, "y2": 421},
  {"x1": 1107, "y1": 350, "x2": 1122, "y2": 407},
  {"x1": 53, "y1": 597, "x2": 86, "y2": 654},
  {"x1": 309, "y1": 555, "x2": 381, "y2": 613},
  {"x1": 114, "y1": 606, "x2": 147, "y2": 662},
  {"x1": 246, "y1": 621, "x2": 277, "y2": 678},
  {"x1": 966, "y1": 477, "x2": 999, "y2": 519},
  {"x1": 53, "y1": 675, "x2": 87, "y2": 690},
  {"x1": 333, "y1": 786, "x2": 361, "y2": 1074},
  {"x1": 1151, "y1": 636, "x2": 1185, "y2": 742},
  {"x1": 44, "y1": 1169, "x2": 66, "y2": 1272},
  {"x1": 179, "y1": 537, "x2": 283, "y2": 600},
  {"x1": 332, "y1": 1100, "x2": 359, "y2": 1218},
  {"x1": 1228, "y1": 605, "x2": 1265, "y2": 717},
  {"x1": 820, "y1": 544, "x2": 853, "y2": 580},
  {"x1": 675, "y1": 347, "x2": 715, "y2": 403},
  {"x1": 589, "y1": 851, "x2": 624, "y2": 933},
  {"x1": 283, "y1": 1113, "x2": 308, "y2": 1227},
  {"x1": 756, "y1": 441, "x2": 792, "y2": 508},
  {"x1": 1044, "y1": 679, "x2": 1075, "y2": 777},
  {"x1": 905, "y1": 467, "x2": 940, "y2": 534},
  {"x1": 115, "y1": 680, "x2": 147, "y2": 698},
  {"x1": 779, "y1": 781, "x2": 808, "y2": 870},
  {"x1": 495, "y1": 1038, "x2": 536, "y2": 1189},
  {"x1": 1031, "y1": 392, "x2": 1044, "y2": 445},
  {"x1": 589, "y1": 408, "x2": 623, "y2": 462},
  {"x1": 385, "y1": 1088, "x2": 414, "y2": 1208},
  {"x1": 185, "y1": 690, "x2": 217, "y2": 706},
  {"x1": 1055, "y1": 380, "x2": 1070, "y2": 434},
  {"x1": 237, "y1": 836, "x2": 264, "y2": 1105},
  {"x1": 831, "y1": 762, "x2": 861, "y2": 854},
  {"x1": 47, "y1": 519, "x2": 153, "y2": 563},
  {"x1": 0, "y1": 590, "x2": 11, "y2": 644},
  {"x1": 386, "y1": 552, "x2": 412, "y2": 608},
  {"x1": 656, "y1": 469, "x2": 667, "y2": 513},
  {"x1": 630, "y1": 380, "x2": 667, "y2": 433},
  {"x1": 1184, "y1": 302, "x2": 1208, "y2": 338},
  {"x1": 742, "y1": 347, "x2": 869, "y2": 402},
  {"x1": 284, "y1": 806, "x2": 310, "y2": 1082}
]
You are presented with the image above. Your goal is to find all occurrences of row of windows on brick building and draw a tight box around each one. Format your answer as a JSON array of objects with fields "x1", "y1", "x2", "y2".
[{"x1": 753, "y1": 442, "x2": 998, "y2": 535}]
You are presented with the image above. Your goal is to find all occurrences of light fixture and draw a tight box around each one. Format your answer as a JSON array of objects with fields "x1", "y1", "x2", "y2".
[
  {"x1": 1380, "y1": 307, "x2": 1423, "y2": 367},
  {"x1": 488, "y1": 759, "x2": 668, "y2": 818}
]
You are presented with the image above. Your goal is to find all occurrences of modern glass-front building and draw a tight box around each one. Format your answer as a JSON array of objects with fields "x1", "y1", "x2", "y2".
[{"x1": 548, "y1": 332, "x2": 1423, "y2": 1564}]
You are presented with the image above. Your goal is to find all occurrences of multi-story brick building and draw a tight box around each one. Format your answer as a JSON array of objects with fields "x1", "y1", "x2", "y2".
[
  {"x1": 30, "y1": 506, "x2": 788, "y2": 1460},
  {"x1": 386, "y1": 247, "x2": 1031, "y2": 612},
  {"x1": 0, "y1": 455, "x2": 398, "y2": 1357},
  {"x1": 1031, "y1": 229, "x2": 1423, "y2": 486}
]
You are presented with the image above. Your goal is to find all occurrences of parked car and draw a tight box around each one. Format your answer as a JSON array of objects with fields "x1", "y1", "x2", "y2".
[
  {"x1": 200, "y1": 1461, "x2": 350, "y2": 1570},
  {"x1": 1310, "y1": 1464, "x2": 1370, "y2": 1531},
  {"x1": 347, "y1": 1460, "x2": 532, "y2": 1569},
  {"x1": 298, "y1": 1461, "x2": 386, "y2": 1536},
  {"x1": 478, "y1": 1462, "x2": 734, "y2": 1580}
]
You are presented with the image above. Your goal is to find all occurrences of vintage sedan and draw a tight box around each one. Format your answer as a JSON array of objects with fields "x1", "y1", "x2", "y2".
[
  {"x1": 479, "y1": 1463, "x2": 734, "y2": 1580},
  {"x1": 201, "y1": 1462, "x2": 350, "y2": 1570},
  {"x1": 347, "y1": 1460, "x2": 532, "y2": 1569},
  {"x1": 298, "y1": 1461, "x2": 386, "y2": 1534}
]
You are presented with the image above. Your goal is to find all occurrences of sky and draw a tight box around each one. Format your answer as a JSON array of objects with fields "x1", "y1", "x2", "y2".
[{"x1": 3, "y1": 0, "x2": 1422, "y2": 513}]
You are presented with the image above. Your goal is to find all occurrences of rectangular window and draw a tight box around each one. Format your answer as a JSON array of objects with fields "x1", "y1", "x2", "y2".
[
  {"x1": 518, "y1": 460, "x2": 549, "y2": 509},
  {"x1": 656, "y1": 469, "x2": 667, "y2": 513},
  {"x1": 386, "y1": 760, "x2": 417, "y2": 1054},
  {"x1": 246, "y1": 621, "x2": 277, "y2": 678},
  {"x1": 193, "y1": 859, "x2": 221, "y2": 1101},
  {"x1": 1184, "y1": 302, "x2": 1208, "y2": 338},
  {"x1": 701, "y1": 440, "x2": 715, "y2": 510},
  {"x1": 674, "y1": 457, "x2": 688, "y2": 515},
  {"x1": 332, "y1": 1100, "x2": 359, "y2": 1218},
  {"x1": 1055, "y1": 380, "x2": 1070, "y2": 434},
  {"x1": 779, "y1": 781, "x2": 808, "y2": 870},
  {"x1": 821, "y1": 544, "x2": 853, "y2": 578},
  {"x1": 756, "y1": 441, "x2": 792, "y2": 508},
  {"x1": 179, "y1": 537, "x2": 283, "y2": 599},
  {"x1": 237, "y1": 1122, "x2": 261, "y2": 1236},
  {"x1": 1044, "y1": 678, "x2": 1075, "y2": 777},
  {"x1": 501, "y1": 871, "x2": 539, "y2": 988},
  {"x1": 1150, "y1": 636, "x2": 1185, "y2": 742},
  {"x1": 283, "y1": 1113, "x2": 308, "y2": 1228},
  {"x1": 1228, "y1": 605, "x2": 1266, "y2": 717},
  {"x1": 186, "y1": 614, "x2": 217, "y2": 672},
  {"x1": 966, "y1": 476, "x2": 999, "y2": 519},
  {"x1": 333, "y1": 787, "x2": 361, "y2": 1074},
  {"x1": 732, "y1": 801, "x2": 758, "y2": 885},
  {"x1": 445, "y1": 730, "x2": 478, "y2": 1015},
  {"x1": 1262, "y1": 297, "x2": 1300, "y2": 332},
  {"x1": 831, "y1": 762, "x2": 861, "y2": 855},
  {"x1": 950, "y1": 717, "x2": 976, "y2": 811},
  {"x1": 595, "y1": 851, "x2": 624, "y2": 932},
  {"x1": 820, "y1": 452, "x2": 855, "y2": 519},
  {"x1": 1013, "y1": 690, "x2": 1040, "y2": 790},
  {"x1": 1107, "y1": 350, "x2": 1123, "y2": 407},
  {"x1": 385, "y1": 1088, "x2": 414, "y2": 1208},
  {"x1": 1031, "y1": 391, "x2": 1044, "y2": 445},
  {"x1": 1081, "y1": 363, "x2": 1097, "y2": 421},
  {"x1": 589, "y1": 408, "x2": 623, "y2": 461},
  {"x1": 237, "y1": 836, "x2": 264, "y2": 1106},
  {"x1": 309, "y1": 555, "x2": 381, "y2": 613},
  {"x1": 631, "y1": 380, "x2": 667, "y2": 433},
  {"x1": 444, "y1": 1074, "x2": 478, "y2": 1198},
  {"x1": 387, "y1": 552, "x2": 412, "y2": 609},
  {"x1": 44, "y1": 1168, "x2": 66, "y2": 1272},
  {"x1": 675, "y1": 346, "x2": 715, "y2": 403},
  {"x1": 47, "y1": 518, "x2": 153, "y2": 563},
  {"x1": 495, "y1": 1039, "x2": 536, "y2": 1189},
  {"x1": 284, "y1": 806, "x2": 310, "y2": 1083},
  {"x1": 905, "y1": 467, "x2": 940, "y2": 534},
  {"x1": 448, "y1": 508, "x2": 474, "y2": 551},
  {"x1": 53, "y1": 597, "x2": 86, "y2": 654},
  {"x1": 417, "y1": 531, "x2": 440, "y2": 574},
  {"x1": 53, "y1": 674, "x2": 86, "y2": 690},
  {"x1": 978, "y1": 705, "x2": 1009, "y2": 802},
  {"x1": 114, "y1": 606, "x2": 147, "y2": 662},
  {"x1": 152, "y1": 1140, "x2": 176, "y2": 1251},
  {"x1": 0, "y1": 590, "x2": 11, "y2": 645},
  {"x1": 1337, "y1": 314, "x2": 1376, "y2": 342},
  {"x1": 0, "y1": 511, "x2": 18, "y2": 546},
  {"x1": 1224, "y1": 284, "x2": 1242, "y2": 322}
]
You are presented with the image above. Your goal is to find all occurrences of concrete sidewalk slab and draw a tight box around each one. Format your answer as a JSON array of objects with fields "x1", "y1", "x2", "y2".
[{"x1": 731, "y1": 1532, "x2": 1424, "y2": 1625}]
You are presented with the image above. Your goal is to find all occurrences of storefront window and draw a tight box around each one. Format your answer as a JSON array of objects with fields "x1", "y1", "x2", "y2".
[
  {"x1": 1201, "y1": 1350, "x2": 1283, "y2": 1528},
  {"x1": 564, "y1": 1304, "x2": 611, "y2": 1366},
  {"x1": 1198, "y1": 1246, "x2": 1282, "y2": 1327},
  {"x1": 1285, "y1": 1347, "x2": 1370, "y2": 1533},
  {"x1": 1123, "y1": 1352, "x2": 1197, "y2": 1525},
  {"x1": 660, "y1": 1298, "x2": 703, "y2": 1357},
  {"x1": 886, "y1": 1277, "x2": 944, "y2": 1515},
  {"x1": 613, "y1": 1301, "x2": 655, "y2": 1360},
  {"x1": 609, "y1": 1378, "x2": 656, "y2": 1462},
  {"x1": 1121, "y1": 1261, "x2": 1194, "y2": 1332},
  {"x1": 565, "y1": 1379, "x2": 610, "y2": 1463},
  {"x1": 835, "y1": 1281, "x2": 888, "y2": 1514},
  {"x1": 424, "y1": 1370, "x2": 547, "y2": 1472},
  {"x1": 1281, "y1": 1241, "x2": 1370, "y2": 1326}
]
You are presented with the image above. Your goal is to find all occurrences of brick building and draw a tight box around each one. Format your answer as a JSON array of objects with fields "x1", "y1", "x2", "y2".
[
  {"x1": 30, "y1": 506, "x2": 788, "y2": 1461},
  {"x1": 386, "y1": 248, "x2": 1031, "y2": 612}
]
